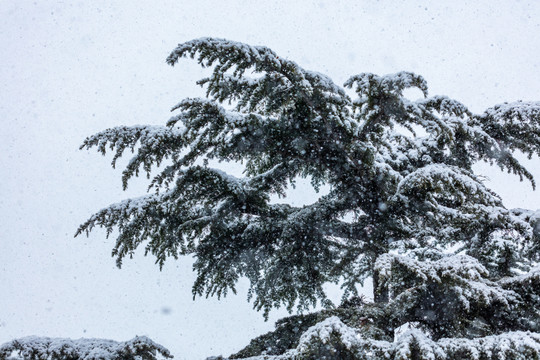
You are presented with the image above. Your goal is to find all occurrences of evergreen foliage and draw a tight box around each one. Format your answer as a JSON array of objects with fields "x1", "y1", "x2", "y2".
[
  {"x1": 77, "y1": 38, "x2": 540, "y2": 359},
  {"x1": 0, "y1": 336, "x2": 171, "y2": 360}
]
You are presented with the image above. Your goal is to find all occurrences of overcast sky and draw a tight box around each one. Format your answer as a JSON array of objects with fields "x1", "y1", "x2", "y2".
[{"x1": 1, "y1": 1, "x2": 540, "y2": 359}]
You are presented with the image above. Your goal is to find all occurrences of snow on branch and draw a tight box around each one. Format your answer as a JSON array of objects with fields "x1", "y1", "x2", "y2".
[
  {"x1": 222, "y1": 316, "x2": 540, "y2": 359},
  {"x1": 167, "y1": 38, "x2": 345, "y2": 97},
  {"x1": 499, "y1": 265, "x2": 540, "y2": 290},
  {"x1": 167, "y1": 37, "x2": 283, "y2": 73},
  {"x1": 344, "y1": 72, "x2": 428, "y2": 98},
  {"x1": 0, "y1": 336, "x2": 171, "y2": 360},
  {"x1": 80, "y1": 124, "x2": 186, "y2": 190},
  {"x1": 484, "y1": 101, "x2": 540, "y2": 125},
  {"x1": 166, "y1": 38, "x2": 351, "y2": 134},
  {"x1": 477, "y1": 101, "x2": 540, "y2": 173},
  {"x1": 389, "y1": 164, "x2": 527, "y2": 245},
  {"x1": 374, "y1": 253, "x2": 515, "y2": 311}
]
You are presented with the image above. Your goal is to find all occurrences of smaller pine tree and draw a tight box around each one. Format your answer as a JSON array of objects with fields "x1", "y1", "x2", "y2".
[
  {"x1": 0, "y1": 336, "x2": 172, "y2": 360},
  {"x1": 77, "y1": 38, "x2": 540, "y2": 359}
]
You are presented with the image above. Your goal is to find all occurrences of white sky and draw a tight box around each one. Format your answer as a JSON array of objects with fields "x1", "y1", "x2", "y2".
[{"x1": 1, "y1": 1, "x2": 540, "y2": 359}]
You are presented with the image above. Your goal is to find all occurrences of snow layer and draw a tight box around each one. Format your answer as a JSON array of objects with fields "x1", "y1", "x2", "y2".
[
  {"x1": 220, "y1": 316, "x2": 540, "y2": 360},
  {"x1": 0, "y1": 336, "x2": 171, "y2": 360}
]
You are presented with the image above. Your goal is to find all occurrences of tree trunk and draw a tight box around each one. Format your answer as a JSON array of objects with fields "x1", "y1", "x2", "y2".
[{"x1": 373, "y1": 269, "x2": 389, "y2": 303}]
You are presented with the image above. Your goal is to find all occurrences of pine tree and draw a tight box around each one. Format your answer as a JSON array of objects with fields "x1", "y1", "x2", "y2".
[{"x1": 77, "y1": 38, "x2": 540, "y2": 359}]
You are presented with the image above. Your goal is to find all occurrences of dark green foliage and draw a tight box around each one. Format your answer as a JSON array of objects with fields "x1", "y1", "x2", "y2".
[
  {"x1": 77, "y1": 38, "x2": 540, "y2": 358},
  {"x1": 229, "y1": 313, "x2": 320, "y2": 358},
  {"x1": 299, "y1": 333, "x2": 358, "y2": 360},
  {"x1": 228, "y1": 311, "x2": 540, "y2": 359},
  {"x1": 230, "y1": 303, "x2": 389, "y2": 359}
]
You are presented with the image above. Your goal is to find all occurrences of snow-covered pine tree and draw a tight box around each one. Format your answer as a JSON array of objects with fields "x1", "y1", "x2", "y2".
[{"x1": 77, "y1": 38, "x2": 540, "y2": 359}]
